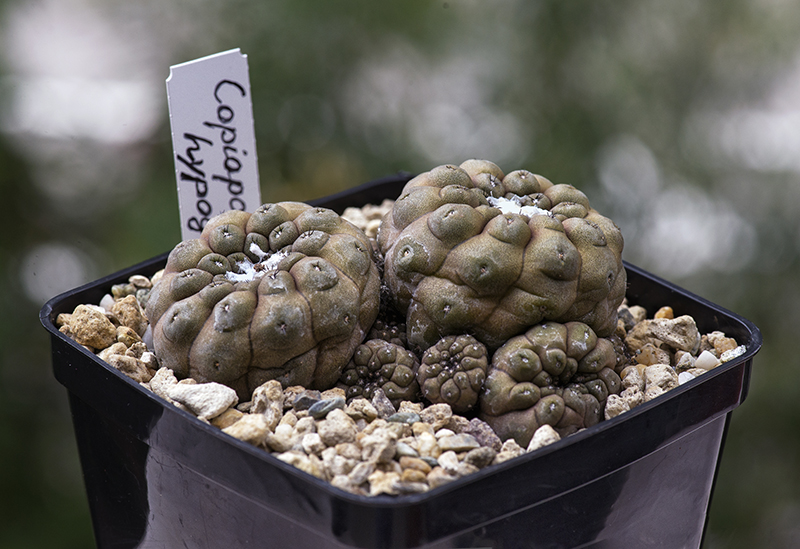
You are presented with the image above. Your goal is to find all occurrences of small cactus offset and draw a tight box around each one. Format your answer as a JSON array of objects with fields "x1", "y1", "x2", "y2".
[
  {"x1": 417, "y1": 334, "x2": 489, "y2": 414},
  {"x1": 377, "y1": 160, "x2": 626, "y2": 352},
  {"x1": 479, "y1": 321, "x2": 622, "y2": 447},
  {"x1": 145, "y1": 202, "x2": 381, "y2": 400},
  {"x1": 337, "y1": 339, "x2": 420, "y2": 407}
]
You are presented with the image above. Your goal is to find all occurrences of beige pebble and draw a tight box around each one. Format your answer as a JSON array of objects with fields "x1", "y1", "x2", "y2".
[
  {"x1": 129, "y1": 274, "x2": 152, "y2": 289},
  {"x1": 98, "y1": 342, "x2": 128, "y2": 362},
  {"x1": 368, "y1": 470, "x2": 400, "y2": 496},
  {"x1": 106, "y1": 354, "x2": 153, "y2": 384},
  {"x1": 493, "y1": 438, "x2": 525, "y2": 464},
  {"x1": 149, "y1": 367, "x2": 178, "y2": 401},
  {"x1": 264, "y1": 424, "x2": 296, "y2": 453},
  {"x1": 399, "y1": 456, "x2": 432, "y2": 474},
  {"x1": 345, "y1": 398, "x2": 378, "y2": 422},
  {"x1": 427, "y1": 466, "x2": 458, "y2": 489},
  {"x1": 336, "y1": 442, "x2": 362, "y2": 460},
  {"x1": 627, "y1": 316, "x2": 700, "y2": 354},
  {"x1": 400, "y1": 468, "x2": 427, "y2": 483},
  {"x1": 643, "y1": 385, "x2": 666, "y2": 402},
  {"x1": 276, "y1": 451, "x2": 326, "y2": 480},
  {"x1": 348, "y1": 461, "x2": 376, "y2": 486},
  {"x1": 294, "y1": 416, "x2": 317, "y2": 435},
  {"x1": 252, "y1": 380, "x2": 284, "y2": 431},
  {"x1": 604, "y1": 394, "x2": 630, "y2": 419},
  {"x1": 321, "y1": 447, "x2": 355, "y2": 477},
  {"x1": 116, "y1": 325, "x2": 142, "y2": 347},
  {"x1": 318, "y1": 409, "x2": 358, "y2": 446},
  {"x1": 412, "y1": 422, "x2": 435, "y2": 437},
  {"x1": 673, "y1": 350, "x2": 695, "y2": 372},
  {"x1": 69, "y1": 304, "x2": 118, "y2": 350},
  {"x1": 110, "y1": 295, "x2": 148, "y2": 336},
  {"x1": 654, "y1": 306, "x2": 674, "y2": 319},
  {"x1": 627, "y1": 305, "x2": 648, "y2": 324},
  {"x1": 397, "y1": 401, "x2": 424, "y2": 415},
  {"x1": 330, "y1": 475, "x2": 365, "y2": 495},
  {"x1": 320, "y1": 387, "x2": 346, "y2": 401},
  {"x1": 223, "y1": 414, "x2": 269, "y2": 446},
  {"x1": 301, "y1": 433, "x2": 327, "y2": 455},
  {"x1": 644, "y1": 364, "x2": 679, "y2": 392},
  {"x1": 419, "y1": 403, "x2": 453, "y2": 431},
  {"x1": 527, "y1": 424, "x2": 561, "y2": 452},
  {"x1": 620, "y1": 386, "x2": 644, "y2": 409},
  {"x1": 360, "y1": 430, "x2": 398, "y2": 464},
  {"x1": 635, "y1": 343, "x2": 671, "y2": 366},
  {"x1": 167, "y1": 382, "x2": 238, "y2": 420},
  {"x1": 438, "y1": 433, "x2": 481, "y2": 453},
  {"x1": 620, "y1": 365, "x2": 646, "y2": 392},
  {"x1": 211, "y1": 408, "x2": 244, "y2": 429},
  {"x1": 415, "y1": 431, "x2": 441, "y2": 459}
]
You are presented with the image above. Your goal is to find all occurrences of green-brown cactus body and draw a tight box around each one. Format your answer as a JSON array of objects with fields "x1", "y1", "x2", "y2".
[
  {"x1": 479, "y1": 321, "x2": 621, "y2": 447},
  {"x1": 337, "y1": 339, "x2": 420, "y2": 407},
  {"x1": 377, "y1": 160, "x2": 625, "y2": 352},
  {"x1": 146, "y1": 203, "x2": 381, "y2": 400},
  {"x1": 417, "y1": 334, "x2": 489, "y2": 413}
]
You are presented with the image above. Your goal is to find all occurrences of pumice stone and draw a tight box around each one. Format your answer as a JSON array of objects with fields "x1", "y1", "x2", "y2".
[{"x1": 146, "y1": 202, "x2": 381, "y2": 400}]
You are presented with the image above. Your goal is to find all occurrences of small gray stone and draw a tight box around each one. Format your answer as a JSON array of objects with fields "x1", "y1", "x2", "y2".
[
  {"x1": 371, "y1": 389, "x2": 396, "y2": 419},
  {"x1": 463, "y1": 447, "x2": 496, "y2": 469},
  {"x1": 292, "y1": 389, "x2": 322, "y2": 411},
  {"x1": 463, "y1": 418, "x2": 503, "y2": 452},
  {"x1": 387, "y1": 412, "x2": 421, "y2": 425},
  {"x1": 309, "y1": 397, "x2": 346, "y2": 419}
]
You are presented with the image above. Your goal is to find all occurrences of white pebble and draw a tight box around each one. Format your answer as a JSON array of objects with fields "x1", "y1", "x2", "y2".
[
  {"x1": 167, "y1": 382, "x2": 239, "y2": 420},
  {"x1": 527, "y1": 424, "x2": 561, "y2": 452},
  {"x1": 720, "y1": 345, "x2": 746, "y2": 363},
  {"x1": 678, "y1": 371, "x2": 697, "y2": 385},
  {"x1": 694, "y1": 350, "x2": 721, "y2": 371},
  {"x1": 99, "y1": 294, "x2": 115, "y2": 312}
]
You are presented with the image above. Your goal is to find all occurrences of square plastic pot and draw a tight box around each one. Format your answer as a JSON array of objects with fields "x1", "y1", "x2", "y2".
[{"x1": 40, "y1": 173, "x2": 762, "y2": 549}]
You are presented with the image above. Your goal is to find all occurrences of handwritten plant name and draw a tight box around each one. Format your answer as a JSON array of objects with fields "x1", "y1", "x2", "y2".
[{"x1": 176, "y1": 79, "x2": 251, "y2": 233}]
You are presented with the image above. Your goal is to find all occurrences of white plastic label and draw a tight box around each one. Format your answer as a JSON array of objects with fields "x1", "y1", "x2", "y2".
[{"x1": 166, "y1": 48, "x2": 261, "y2": 241}]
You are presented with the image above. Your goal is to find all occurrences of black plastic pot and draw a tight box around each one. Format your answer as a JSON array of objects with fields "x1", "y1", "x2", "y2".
[{"x1": 40, "y1": 174, "x2": 762, "y2": 549}]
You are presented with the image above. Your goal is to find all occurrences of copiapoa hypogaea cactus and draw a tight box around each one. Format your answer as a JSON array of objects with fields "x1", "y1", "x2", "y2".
[
  {"x1": 417, "y1": 334, "x2": 489, "y2": 413},
  {"x1": 377, "y1": 159, "x2": 626, "y2": 352},
  {"x1": 478, "y1": 321, "x2": 622, "y2": 447},
  {"x1": 145, "y1": 202, "x2": 381, "y2": 400},
  {"x1": 337, "y1": 339, "x2": 420, "y2": 407}
]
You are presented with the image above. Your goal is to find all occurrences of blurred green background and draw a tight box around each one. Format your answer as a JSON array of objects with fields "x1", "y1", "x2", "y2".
[{"x1": 1, "y1": 0, "x2": 798, "y2": 546}]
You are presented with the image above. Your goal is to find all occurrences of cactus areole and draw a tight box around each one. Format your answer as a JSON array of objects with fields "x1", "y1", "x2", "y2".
[
  {"x1": 145, "y1": 202, "x2": 381, "y2": 400},
  {"x1": 377, "y1": 160, "x2": 626, "y2": 352}
]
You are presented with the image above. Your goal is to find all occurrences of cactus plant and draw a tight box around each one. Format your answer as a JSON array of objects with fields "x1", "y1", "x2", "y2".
[
  {"x1": 479, "y1": 321, "x2": 622, "y2": 447},
  {"x1": 145, "y1": 202, "x2": 381, "y2": 400},
  {"x1": 377, "y1": 159, "x2": 625, "y2": 352}
]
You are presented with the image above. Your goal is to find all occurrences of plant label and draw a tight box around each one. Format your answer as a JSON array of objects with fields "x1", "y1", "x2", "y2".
[{"x1": 166, "y1": 48, "x2": 261, "y2": 241}]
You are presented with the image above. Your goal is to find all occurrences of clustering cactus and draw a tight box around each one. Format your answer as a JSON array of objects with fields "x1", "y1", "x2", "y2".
[
  {"x1": 478, "y1": 321, "x2": 622, "y2": 447},
  {"x1": 145, "y1": 202, "x2": 381, "y2": 400},
  {"x1": 417, "y1": 335, "x2": 489, "y2": 413},
  {"x1": 145, "y1": 160, "x2": 628, "y2": 452},
  {"x1": 377, "y1": 159, "x2": 625, "y2": 352},
  {"x1": 337, "y1": 339, "x2": 420, "y2": 407}
]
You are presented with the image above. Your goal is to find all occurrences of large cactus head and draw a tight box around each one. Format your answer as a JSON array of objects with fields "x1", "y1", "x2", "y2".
[
  {"x1": 145, "y1": 202, "x2": 381, "y2": 400},
  {"x1": 377, "y1": 159, "x2": 625, "y2": 352}
]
